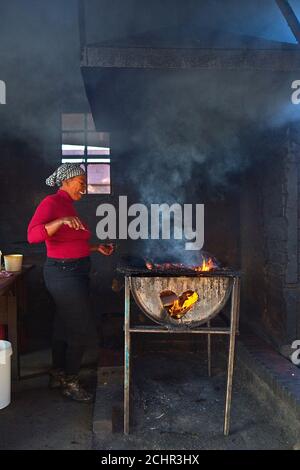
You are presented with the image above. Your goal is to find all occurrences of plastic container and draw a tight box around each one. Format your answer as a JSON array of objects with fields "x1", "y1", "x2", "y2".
[
  {"x1": 0, "y1": 340, "x2": 13, "y2": 410},
  {"x1": 4, "y1": 254, "x2": 23, "y2": 272}
]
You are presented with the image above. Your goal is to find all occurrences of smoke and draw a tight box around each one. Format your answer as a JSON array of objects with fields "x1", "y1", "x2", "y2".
[
  {"x1": 0, "y1": 0, "x2": 88, "y2": 144},
  {"x1": 118, "y1": 68, "x2": 300, "y2": 206},
  {"x1": 91, "y1": 1, "x2": 300, "y2": 207}
]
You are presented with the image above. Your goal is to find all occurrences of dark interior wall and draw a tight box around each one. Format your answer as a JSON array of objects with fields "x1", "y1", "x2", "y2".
[
  {"x1": 240, "y1": 130, "x2": 287, "y2": 347},
  {"x1": 240, "y1": 126, "x2": 300, "y2": 348}
]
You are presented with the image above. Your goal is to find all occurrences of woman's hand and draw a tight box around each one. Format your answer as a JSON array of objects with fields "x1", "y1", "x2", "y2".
[
  {"x1": 94, "y1": 243, "x2": 115, "y2": 256},
  {"x1": 45, "y1": 216, "x2": 86, "y2": 237},
  {"x1": 60, "y1": 216, "x2": 86, "y2": 231}
]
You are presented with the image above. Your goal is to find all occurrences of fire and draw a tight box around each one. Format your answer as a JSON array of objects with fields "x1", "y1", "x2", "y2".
[
  {"x1": 145, "y1": 256, "x2": 217, "y2": 272},
  {"x1": 194, "y1": 257, "x2": 216, "y2": 272},
  {"x1": 160, "y1": 289, "x2": 199, "y2": 319}
]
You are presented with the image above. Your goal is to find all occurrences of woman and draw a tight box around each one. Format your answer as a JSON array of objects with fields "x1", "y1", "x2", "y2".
[{"x1": 27, "y1": 163, "x2": 114, "y2": 402}]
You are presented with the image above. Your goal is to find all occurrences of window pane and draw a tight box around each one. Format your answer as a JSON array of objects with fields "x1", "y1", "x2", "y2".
[
  {"x1": 87, "y1": 131, "x2": 110, "y2": 147},
  {"x1": 62, "y1": 158, "x2": 85, "y2": 163},
  {"x1": 87, "y1": 146, "x2": 110, "y2": 156},
  {"x1": 62, "y1": 145, "x2": 85, "y2": 156},
  {"x1": 87, "y1": 163, "x2": 110, "y2": 184},
  {"x1": 87, "y1": 163, "x2": 111, "y2": 194},
  {"x1": 87, "y1": 158, "x2": 110, "y2": 163},
  {"x1": 62, "y1": 113, "x2": 85, "y2": 131},
  {"x1": 62, "y1": 132, "x2": 85, "y2": 146},
  {"x1": 87, "y1": 184, "x2": 111, "y2": 194}
]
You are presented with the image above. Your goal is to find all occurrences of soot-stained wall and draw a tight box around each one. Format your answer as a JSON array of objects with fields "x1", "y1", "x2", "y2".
[{"x1": 241, "y1": 126, "x2": 300, "y2": 348}]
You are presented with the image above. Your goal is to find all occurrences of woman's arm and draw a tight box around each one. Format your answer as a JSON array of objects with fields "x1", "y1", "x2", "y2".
[
  {"x1": 45, "y1": 216, "x2": 86, "y2": 237},
  {"x1": 27, "y1": 197, "x2": 55, "y2": 243},
  {"x1": 28, "y1": 197, "x2": 86, "y2": 243},
  {"x1": 90, "y1": 243, "x2": 114, "y2": 256}
]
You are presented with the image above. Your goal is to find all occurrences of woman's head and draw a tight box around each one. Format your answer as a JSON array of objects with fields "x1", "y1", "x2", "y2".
[
  {"x1": 45, "y1": 163, "x2": 87, "y2": 200},
  {"x1": 61, "y1": 174, "x2": 86, "y2": 201}
]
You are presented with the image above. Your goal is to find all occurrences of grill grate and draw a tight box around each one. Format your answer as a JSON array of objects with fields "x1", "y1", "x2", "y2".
[{"x1": 117, "y1": 265, "x2": 241, "y2": 278}]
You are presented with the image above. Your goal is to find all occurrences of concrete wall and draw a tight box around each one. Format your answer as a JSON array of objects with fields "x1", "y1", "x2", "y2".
[{"x1": 240, "y1": 126, "x2": 300, "y2": 348}]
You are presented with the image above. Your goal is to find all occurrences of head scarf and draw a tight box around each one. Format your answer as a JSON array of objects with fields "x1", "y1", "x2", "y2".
[{"x1": 45, "y1": 163, "x2": 85, "y2": 187}]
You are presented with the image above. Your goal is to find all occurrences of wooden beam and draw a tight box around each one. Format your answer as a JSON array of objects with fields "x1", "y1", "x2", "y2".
[
  {"x1": 81, "y1": 45, "x2": 300, "y2": 71},
  {"x1": 276, "y1": 0, "x2": 300, "y2": 44}
]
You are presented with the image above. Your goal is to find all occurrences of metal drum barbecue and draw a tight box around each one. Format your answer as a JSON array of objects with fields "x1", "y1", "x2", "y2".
[
  {"x1": 118, "y1": 263, "x2": 241, "y2": 437},
  {"x1": 129, "y1": 274, "x2": 234, "y2": 328}
]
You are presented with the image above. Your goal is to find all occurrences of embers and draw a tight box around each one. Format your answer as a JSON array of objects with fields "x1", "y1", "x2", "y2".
[{"x1": 146, "y1": 253, "x2": 219, "y2": 273}]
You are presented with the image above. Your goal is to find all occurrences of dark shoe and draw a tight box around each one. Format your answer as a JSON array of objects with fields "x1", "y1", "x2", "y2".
[
  {"x1": 61, "y1": 375, "x2": 93, "y2": 403},
  {"x1": 48, "y1": 368, "x2": 66, "y2": 389}
]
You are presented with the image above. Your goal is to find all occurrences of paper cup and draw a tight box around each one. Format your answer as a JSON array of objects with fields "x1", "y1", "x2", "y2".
[{"x1": 4, "y1": 254, "x2": 23, "y2": 272}]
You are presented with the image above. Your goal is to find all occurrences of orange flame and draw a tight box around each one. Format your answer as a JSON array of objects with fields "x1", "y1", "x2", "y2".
[
  {"x1": 145, "y1": 256, "x2": 218, "y2": 272},
  {"x1": 194, "y1": 257, "x2": 216, "y2": 272},
  {"x1": 160, "y1": 289, "x2": 199, "y2": 319},
  {"x1": 168, "y1": 291, "x2": 199, "y2": 318}
]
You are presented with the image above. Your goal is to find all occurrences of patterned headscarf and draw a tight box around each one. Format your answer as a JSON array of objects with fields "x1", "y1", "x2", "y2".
[{"x1": 45, "y1": 163, "x2": 86, "y2": 187}]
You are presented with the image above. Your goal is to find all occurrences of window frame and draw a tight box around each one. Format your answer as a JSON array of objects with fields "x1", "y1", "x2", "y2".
[{"x1": 61, "y1": 113, "x2": 112, "y2": 196}]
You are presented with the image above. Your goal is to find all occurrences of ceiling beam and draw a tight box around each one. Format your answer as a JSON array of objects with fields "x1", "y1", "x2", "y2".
[
  {"x1": 276, "y1": 0, "x2": 300, "y2": 44},
  {"x1": 81, "y1": 45, "x2": 300, "y2": 71}
]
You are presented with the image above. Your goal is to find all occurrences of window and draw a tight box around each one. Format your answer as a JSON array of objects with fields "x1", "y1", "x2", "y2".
[{"x1": 61, "y1": 113, "x2": 111, "y2": 194}]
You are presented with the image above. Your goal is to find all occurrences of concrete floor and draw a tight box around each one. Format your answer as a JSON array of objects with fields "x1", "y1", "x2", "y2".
[
  {"x1": 0, "y1": 348, "x2": 298, "y2": 450},
  {"x1": 0, "y1": 352, "x2": 96, "y2": 450},
  {"x1": 94, "y1": 351, "x2": 297, "y2": 450}
]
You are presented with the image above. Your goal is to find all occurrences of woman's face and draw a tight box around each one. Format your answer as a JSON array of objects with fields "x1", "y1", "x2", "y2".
[{"x1": 62, "y1": 175, "x2": 87, "y2": 201}]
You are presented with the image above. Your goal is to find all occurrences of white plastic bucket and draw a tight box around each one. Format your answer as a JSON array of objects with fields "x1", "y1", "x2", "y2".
[
  {"x1": 4, "y1": 254, "x2": 23, "y2": 272},
  {"x1": 0, "y1": 340, "x2": 13, "y2": 410}
]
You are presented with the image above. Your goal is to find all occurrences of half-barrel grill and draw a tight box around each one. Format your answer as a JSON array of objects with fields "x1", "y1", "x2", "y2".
[
  {"x1": 119, "y1": 265, "x2": 238, "y2": 328},
  {"x1": 118, "y1": 260, "x2": 241, "y2": 437}
]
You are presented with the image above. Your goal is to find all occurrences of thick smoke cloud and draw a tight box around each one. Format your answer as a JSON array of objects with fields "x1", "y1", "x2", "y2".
[{"x1": 119, "y1": 68, "x2": 299, "y2": 205}]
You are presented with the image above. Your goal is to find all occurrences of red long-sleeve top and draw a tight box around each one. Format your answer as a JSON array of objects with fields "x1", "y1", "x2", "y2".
[{"x1": 27, "y1": 189, "x2": 91, "y2": 259}]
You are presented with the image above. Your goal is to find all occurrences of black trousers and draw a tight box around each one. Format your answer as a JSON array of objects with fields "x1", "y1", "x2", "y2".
[{"x1": 43, "y1": 256, "x2": 98, "y2": 375}]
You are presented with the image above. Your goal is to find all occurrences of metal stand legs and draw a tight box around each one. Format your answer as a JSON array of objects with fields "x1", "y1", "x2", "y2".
[
  {"x1": 224, "y1": 277, "x2": 240, "y2": 436},
  {"x1": 124, "y1": 277, "x2": 131, "y2": 435}
]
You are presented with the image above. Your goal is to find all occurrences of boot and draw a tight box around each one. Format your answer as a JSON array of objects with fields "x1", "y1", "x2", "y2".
[
  {"x1": 61, "y1": 375, "x2": 93, "y2": 403},
  {"x1": 48, "y1": 368, "x2": 66, "y2": 389}
]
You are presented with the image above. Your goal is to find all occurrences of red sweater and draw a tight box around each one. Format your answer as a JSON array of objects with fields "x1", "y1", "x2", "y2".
[{"x1": 27, "y1": 189, "x2": 91, "y2": 259}]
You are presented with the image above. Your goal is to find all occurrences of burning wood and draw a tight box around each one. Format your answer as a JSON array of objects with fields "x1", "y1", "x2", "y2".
[
  {"x1": 146, "y1": 261, "x2": 185, "y2": 271},
  {"x1": 160, "y1": 289, "x2": 199, "y2": 319},
  {"x1": 146, "y1": 255, "x2": 218, "y2": 273}
]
